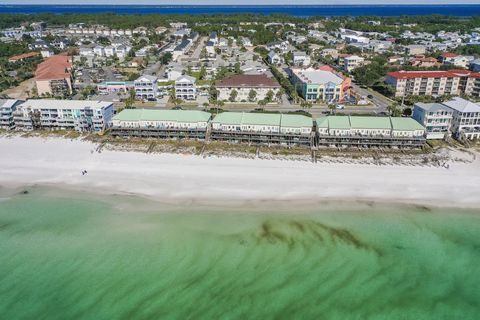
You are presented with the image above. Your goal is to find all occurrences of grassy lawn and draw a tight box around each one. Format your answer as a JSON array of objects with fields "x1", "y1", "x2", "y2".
[
  {"x1": 197, "y1": 80, "x2": 213, "y2": 86},
  {"x1": 132, "y1": 101, "x2": 157, "y2": 107},
  {"x1": 157, "y1": 81, "x2": 175, "y2": 87}
]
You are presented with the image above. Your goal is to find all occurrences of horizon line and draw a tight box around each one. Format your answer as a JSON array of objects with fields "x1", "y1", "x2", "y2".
[{"x1": 2, "y1": 3, "x2": 480, "y2": 6}]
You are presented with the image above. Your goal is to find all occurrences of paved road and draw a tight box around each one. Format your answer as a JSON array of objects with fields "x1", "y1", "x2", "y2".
[
  {"x1": 191, "y1": 37, "x2": 208, "y2": 59},
  {"x1": 142, "y1": 61, "x2": 163, "y2": 77},
  {"x1": 351, "y1": 83, "x2": 393, "y2": 113}
]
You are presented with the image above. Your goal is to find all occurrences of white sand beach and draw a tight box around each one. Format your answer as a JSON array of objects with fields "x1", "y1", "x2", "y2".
[{"x1": 0, "y1": 136, "x2": 479, "y2": 208}]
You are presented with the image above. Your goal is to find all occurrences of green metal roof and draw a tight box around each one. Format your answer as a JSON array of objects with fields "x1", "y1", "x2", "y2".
[
  {"x1": 113, "y1": 109, "x2": 211, "y2": 123},
  {"x1": 242, "y1": 113, "x2": 281, "y2": 126},
  {"x1": 280, "y1": 114, "x2": 313, "y2": 128},
  {"x1": 211, "y1": 112, "x2": 244, "y2": 125},
  {"x1": 315, "y1": 116, "x2": 425, "y2": 132},
  {"x1": 212, "y1": 112, "x2": 312, "y2": 128},
  {"x1": 390, "y1": 117, "x2": 425, "y2": 131},
  {"x1": 327, "y1": 116, "x2": 351, "y2": 129},
  {"x1": 349, "y1": 116, "x2": 392, "y2": 130},
  {"x1": 316, "y1": 117, "x2": 329, "y2": 128}
]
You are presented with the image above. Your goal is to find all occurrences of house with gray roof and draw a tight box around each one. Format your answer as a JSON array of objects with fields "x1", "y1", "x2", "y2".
[
  {"x1": 413, "y1": 102, "x2": 453, "y2": 139},
  {"x1": 268, "y1": 51, "x2": 283, "y2": 65},
  {"x1": 442, "y1": 97, "x2": 480, "y2": 140}
]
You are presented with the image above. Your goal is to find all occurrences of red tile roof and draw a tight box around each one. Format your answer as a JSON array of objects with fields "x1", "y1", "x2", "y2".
[
  {"x1": 441, "y1": 52, "x2": 458, "y2": 58},
  {"x1": 216, "y1": 74, "x2": 280, "y2": 88},
  {"x1": 317, "y1": 65, "x2": 335, "y2": 72},
  {"x1": 387, "y1": 69, "x2": 480, "y2": 79},
  {"x1": 35, "y1": 55, "x2": 72, "y2": 81},
  {"x1": 8, "y1": 52, "x2": 39, "y2": 62}
]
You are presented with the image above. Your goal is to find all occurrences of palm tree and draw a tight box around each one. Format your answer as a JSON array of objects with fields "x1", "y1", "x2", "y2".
[
  {"x1": 229, "y1": 89, "x2": 238, "y2": 102},
  {"x1": 172, "y1": 97, "x2": 183, "y2": 108},
  {"x1": 388, "y1": 102, "x2": 402, "y2": 117},
  {"x1": 275, "y1": 88, "x2": 285, "y2": 103},
  {"x1": 124, "y1": 88, "x2": 136, "y2": 108},
  {"x1": 265, "y1": 90, "x2": 274, "y2": 103},
  {"x1": 258, "y1": 99, "x2": 267, "y2": 108},
  {"x1": 208, "y1": 85, "x2": 219, "y2": 101},
  {"x1": 300, "y1": 99, "x2": 312, "y2": 111},
  {"x1": 248, "y1": 89, "x2": 257, "y2": 102},
  {"x1": 328, "y1": 103, "x2": 336, "y2": 115}
]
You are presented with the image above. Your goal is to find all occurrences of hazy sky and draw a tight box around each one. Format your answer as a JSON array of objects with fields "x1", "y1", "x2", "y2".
[{"x1": 3, "y1": 0, "x2": 479, "y2": 4}]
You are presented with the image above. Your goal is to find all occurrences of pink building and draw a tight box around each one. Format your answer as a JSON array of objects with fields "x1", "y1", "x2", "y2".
[{"x1": 97, "y1": 81, "x2": 134, "y2": 95}]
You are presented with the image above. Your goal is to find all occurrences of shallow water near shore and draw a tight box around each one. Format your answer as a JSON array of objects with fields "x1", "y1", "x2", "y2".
[{"x1": 0, "y1": 187, "x2": 479, "y2": 319}]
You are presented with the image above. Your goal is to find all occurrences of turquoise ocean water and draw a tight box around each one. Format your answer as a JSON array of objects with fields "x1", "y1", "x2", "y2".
[{"x1": 0, "y1": 187, "x2": 479, "y2": 319}]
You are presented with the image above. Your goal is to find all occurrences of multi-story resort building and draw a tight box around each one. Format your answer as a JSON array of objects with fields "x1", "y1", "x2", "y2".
[
  {"x1": 216, "y1": 75, "x2": 281, "y2": 102},
  {"x1": 0, "y1": 99, "x2": 24, "y2": 130},
  {"x1": 35, "y1": 55, "x2": 73, "y2": 97},
  {"x1": 412, "y1": 102, "x2": 454, "y2": 139},
  {"x1": 13, "y1": 100, "x2": 114, "y2": 132},
  {"x1": 134, "y1": 75, "x2": 158, "y2": 100},
  {"x1": 385, "y1": 70, "x2": 480, "y2": 97},
  {"x1": 289, "y1": 67, "x2": 351, "y2": 103},
  {"x1": 107, "y1": 109, "x2": 432, "y2": 148},
  {"x1": 442, "y1": 97, "x2": 480, "y2": 140},
  {"x1": 316, "y1": 116, "x2": 425, "y2": 147},
  {"x1": 111, "y1": 109, "x2": 211, "y2": 139},
  {"x1": 111, "y1": 109, "x2": 313, "y2": 145},
  {"x1": 175, "y1": 75, "x2": 197, "y2": 101},
  {"x1": 210, "y1": 112, "x2": 313, "y2": 146}
]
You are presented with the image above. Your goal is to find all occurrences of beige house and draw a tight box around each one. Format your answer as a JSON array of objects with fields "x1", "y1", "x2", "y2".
[{"x1": 216, "y1": 74, "x2": 281, "y2": 102}]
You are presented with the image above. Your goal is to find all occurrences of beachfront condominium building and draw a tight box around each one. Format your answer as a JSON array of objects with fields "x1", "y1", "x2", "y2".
[
  {"x1": 134, "y1": 75, "x2": 158, "y2": 100},
  {"x1": 316, "y1": 116, "x2": 425, "y2": 147},
  {"x1": 35, "y1": 55, "x2": 73, "y2": 97},
  {"x1": 0, "y1": 99, "x2": 24, "y2": 130},
  {"x1": 385, "y1": 70, "x2": 480, "y2": 97},
  {"x1": 289, "y1": 67, "x2": 351, "y2": 103},
  {"x1": 210, "y1": 112, "x2": 313, "y2": 146},
  {"x1": 216, "y1": 74, "x2": 281, "y2": 102},
  {"x1": 442, "y1": 97, "x2": 480, "y2": 140},
  {"x1": 412, "y1": 102, "x2": 454, "y2": 139},
  {"x1": 175, "y1": 75, "x2": 197, "y2": 101},
  {"x1": 13, "y1": 100, "x2": 114, "y2": 132},
  {"x1": 111, "y1": 109, "x2": 211, "y2": 139}
]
